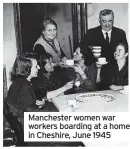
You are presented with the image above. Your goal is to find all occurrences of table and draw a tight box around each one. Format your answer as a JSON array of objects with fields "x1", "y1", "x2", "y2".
[
  {"x1": 52, "y1": 90, "x2": 128, "y2": 112},
  {"x1": 52, "y1": 90, "x2": 128, "y2": 147}
]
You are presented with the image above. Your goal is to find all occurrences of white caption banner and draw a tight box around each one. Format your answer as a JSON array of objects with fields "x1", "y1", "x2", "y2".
[{"x1": 24, "y1": 112, "x2": 130, "y2": 146}]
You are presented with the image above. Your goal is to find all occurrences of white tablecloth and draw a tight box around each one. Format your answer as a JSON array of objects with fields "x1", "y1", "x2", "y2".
[
  {"x1": 52, "y1": 90, "x2": 128, "y2": 112},
  {"x1": 52, "y1": 90, "x2": 128, "y2": 147}
]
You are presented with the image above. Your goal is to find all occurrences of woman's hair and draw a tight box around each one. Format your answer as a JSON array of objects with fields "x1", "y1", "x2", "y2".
[
  {"x1": 40, "y1": 53, "x2": 53, "y2": 73},
  {"x1": 42, "y1": 19, "x2": 57, "y2": 31},
  {"x1": 24, "y1": 52, "x2": 37, "y2": 59},
  {"x1": 10, "y1": 55, "x2": 32, "y2": 81},
  {"x1": 115, "y1": 42, "x2": 128, "y2": 53}
]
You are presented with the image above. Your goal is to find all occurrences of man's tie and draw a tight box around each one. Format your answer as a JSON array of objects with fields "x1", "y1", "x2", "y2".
[{"x1": 105, "y1": 32, "x2": 109, "y2": 43}]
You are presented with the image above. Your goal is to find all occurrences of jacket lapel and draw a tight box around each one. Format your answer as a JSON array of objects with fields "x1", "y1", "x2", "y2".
[
  {"x1": 110, "y1": 27, "x2": 115, "y2": 44},
  {"x1": 98, "y1": 26, "x2": 106, "y2": 43}
]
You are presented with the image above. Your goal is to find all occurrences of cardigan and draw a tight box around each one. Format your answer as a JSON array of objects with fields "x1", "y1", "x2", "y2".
[{"x1": 100, "y1": 60, "x2": 128, "y2": 90}]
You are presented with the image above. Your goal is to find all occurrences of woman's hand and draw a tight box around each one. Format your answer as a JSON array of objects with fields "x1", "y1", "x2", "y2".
[
  {"x1": 73, "y1": 64, "x2": 84, "y2": 75},
  {"x1": 64, "y1": 81, "x2": 74, "y2": 90},
  {"x1": 36, "y1": 98, "x2": 46, "y2": 108},
  {"x1": 109, "y1": 85, "x2": 124, "y2": 91},
  {"x1": 61, "y1": 57, "x2": 67, "y2": 63},
  {"x1": 58, "y1": 61, "x2": 69, "y2": 68},
  {"x1": 96, "y1": 63, "x2": 103, "y2": 68}
]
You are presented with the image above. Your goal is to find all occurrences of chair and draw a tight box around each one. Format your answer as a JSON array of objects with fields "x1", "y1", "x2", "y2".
[
  {"x1": 3, "y1": 100, "x2": 26, "y2": 146},
  {"x1": 4, "y1": 101, "x2": 85, "y2": 147}
]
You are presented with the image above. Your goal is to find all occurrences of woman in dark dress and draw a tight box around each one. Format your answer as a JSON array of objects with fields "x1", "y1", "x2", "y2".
[
  {"x1": 6, "y1": 56, "x2": 84, "y2": 147},
  {"x1": 96, "y1": 43, "x2": 128, "y2": 91},
  {"x1": 7, "y1": 55, "x2": 73, "y2": 126}
]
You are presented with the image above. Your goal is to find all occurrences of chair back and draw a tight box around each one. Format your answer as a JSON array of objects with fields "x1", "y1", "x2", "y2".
[{"x1": 3, "y1": 100, "x2": 26, "y2": 146}]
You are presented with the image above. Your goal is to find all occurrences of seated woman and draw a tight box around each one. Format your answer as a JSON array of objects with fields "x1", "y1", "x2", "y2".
[
  {"x1": 7, "y1": 55, "x2": 73, "y2": 127},
  {"x1": 68, "y1": 48, "x2": 97, "y2": 93},
  {"x1": 96, "y1": 43, "x2": 128, "y2": 91},
  {"x1": 33, "y1": 19, "x2": 73, "y2": 86},
  {"x1": 31, "y1": 52, "x2": 75, "y2": 95},
  {"x1": 6, "y1": 56, "x2": 84, "y2": 147}
]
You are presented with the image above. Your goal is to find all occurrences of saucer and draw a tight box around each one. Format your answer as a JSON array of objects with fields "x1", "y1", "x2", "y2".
[{"x1": 96, "y1": 61, "x2": 108, "y2": 65}]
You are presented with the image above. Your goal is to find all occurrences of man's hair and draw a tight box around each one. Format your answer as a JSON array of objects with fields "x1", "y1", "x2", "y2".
[
  {"x1": 42, "y1": 19, "x2": 57, "y2": 31},
  {"x1": 99, "y1": 9, "x2": 114, "y2": 19},
  {"x1": 10, "y1": 55, "x2": 32, "y2": 81}
]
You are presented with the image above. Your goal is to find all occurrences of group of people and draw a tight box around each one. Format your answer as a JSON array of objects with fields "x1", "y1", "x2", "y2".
[{"x1": 6, "y1": 8, "x2": 128, "y2": 146}]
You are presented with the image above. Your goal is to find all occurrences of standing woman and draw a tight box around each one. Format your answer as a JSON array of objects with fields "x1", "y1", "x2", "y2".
[
  {"x1": 33, "y1": 19, "x2": 73, "y2": 85},
  {"x1": 33, "y1": 19, "x2": 67, "y2": 63},
  {"x1": 96, "y1": 43, "x2": 128, "y2": 91}
]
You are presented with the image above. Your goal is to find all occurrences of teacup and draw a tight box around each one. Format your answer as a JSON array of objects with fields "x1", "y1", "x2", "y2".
[
  {"x1": 98, "y1": 57, "x2": 106, "y2": 64},
  {"x1": 75, "y1": 81, "x2": 80, "y2": 87},
  {"x1": 66, "y1": 60, "x2": 74, "y2": 66},
  {"x1": 67, "y1": 99, "x2": 77, "y2": 107}
]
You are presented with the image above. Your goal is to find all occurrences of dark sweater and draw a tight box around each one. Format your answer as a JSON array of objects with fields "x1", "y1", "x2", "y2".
[
  {"x1": 7, "y1": 77, "x2": 39, "y2": 119},
  {"x1": 100, "y1": 60, "x2": 128, "y2": 90}
]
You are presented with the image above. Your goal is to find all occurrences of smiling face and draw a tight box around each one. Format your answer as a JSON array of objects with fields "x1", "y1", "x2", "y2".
[
  {"x1": 114, "y1": 45, "x2": 128, "y2": 60},
  {"x1": 44, "y1": 57, "x2": 54, "y2": 72},
  {"x1": 29, "y1": 59, "x2": 40, "y2": 78},
  {"x1": 42, "y1": 24, "x2": 57, "y2": 41},
  {"x1": 99, "y1": 13, "x2": 114, "y2": 31}
]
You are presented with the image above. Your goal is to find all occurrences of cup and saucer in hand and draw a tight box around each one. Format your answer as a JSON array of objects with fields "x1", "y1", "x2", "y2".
[
  {"x1": 59, "y1": 60, "x2": 74, "y2": 68},
  {"x1": 96, "y1": 57, "x2": 108, "y2": 65},
  {"x1": 66, "y1": 60, "x2": 74, "y2": 66}
]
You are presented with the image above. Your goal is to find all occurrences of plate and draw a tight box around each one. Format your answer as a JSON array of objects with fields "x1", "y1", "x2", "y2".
[
  {"x1": 75, "y1": 93, "x2": 115, "y2": 103},
  {"x1": 96, "y1": 61, "x2": 108, "y2": 65}
]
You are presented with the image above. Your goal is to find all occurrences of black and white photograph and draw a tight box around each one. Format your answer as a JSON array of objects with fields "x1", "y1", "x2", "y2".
[{"x1": 3, "y1": 2, "x2": 129, "y2": 147}]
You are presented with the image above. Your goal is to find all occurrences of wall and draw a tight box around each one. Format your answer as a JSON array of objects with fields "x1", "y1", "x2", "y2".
[
  {"x1": 51, "y1": 3, "x2": 128, "y2": 59},
  {"x1": 51, "y1": 4, "x2": 73, "y2": 59},
  {"x1": 87, "y1": 3, "x2": 128, "y2": 39},
  {"x1": 3, "y1": 3, "x2": 17, "y2": 89}
]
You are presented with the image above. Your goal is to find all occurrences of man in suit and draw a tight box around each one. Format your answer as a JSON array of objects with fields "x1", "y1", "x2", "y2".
[{"x1": 79, "y1": 9, "x2": 128, "y2": 65}]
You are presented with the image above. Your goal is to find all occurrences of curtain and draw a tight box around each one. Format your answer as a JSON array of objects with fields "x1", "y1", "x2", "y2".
[
  {"x1": 71, "y1": 3, "x2": 88, "y2": 51},
  {"x1": 13, "y1": 3, "x2": 23, "y2": 55},
  {"x1": 13, "y1": 3, "x2": 51, "y2": 55},
  {"x1": 3, "y1": 64, "x2": 7, "y2": 99}
]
